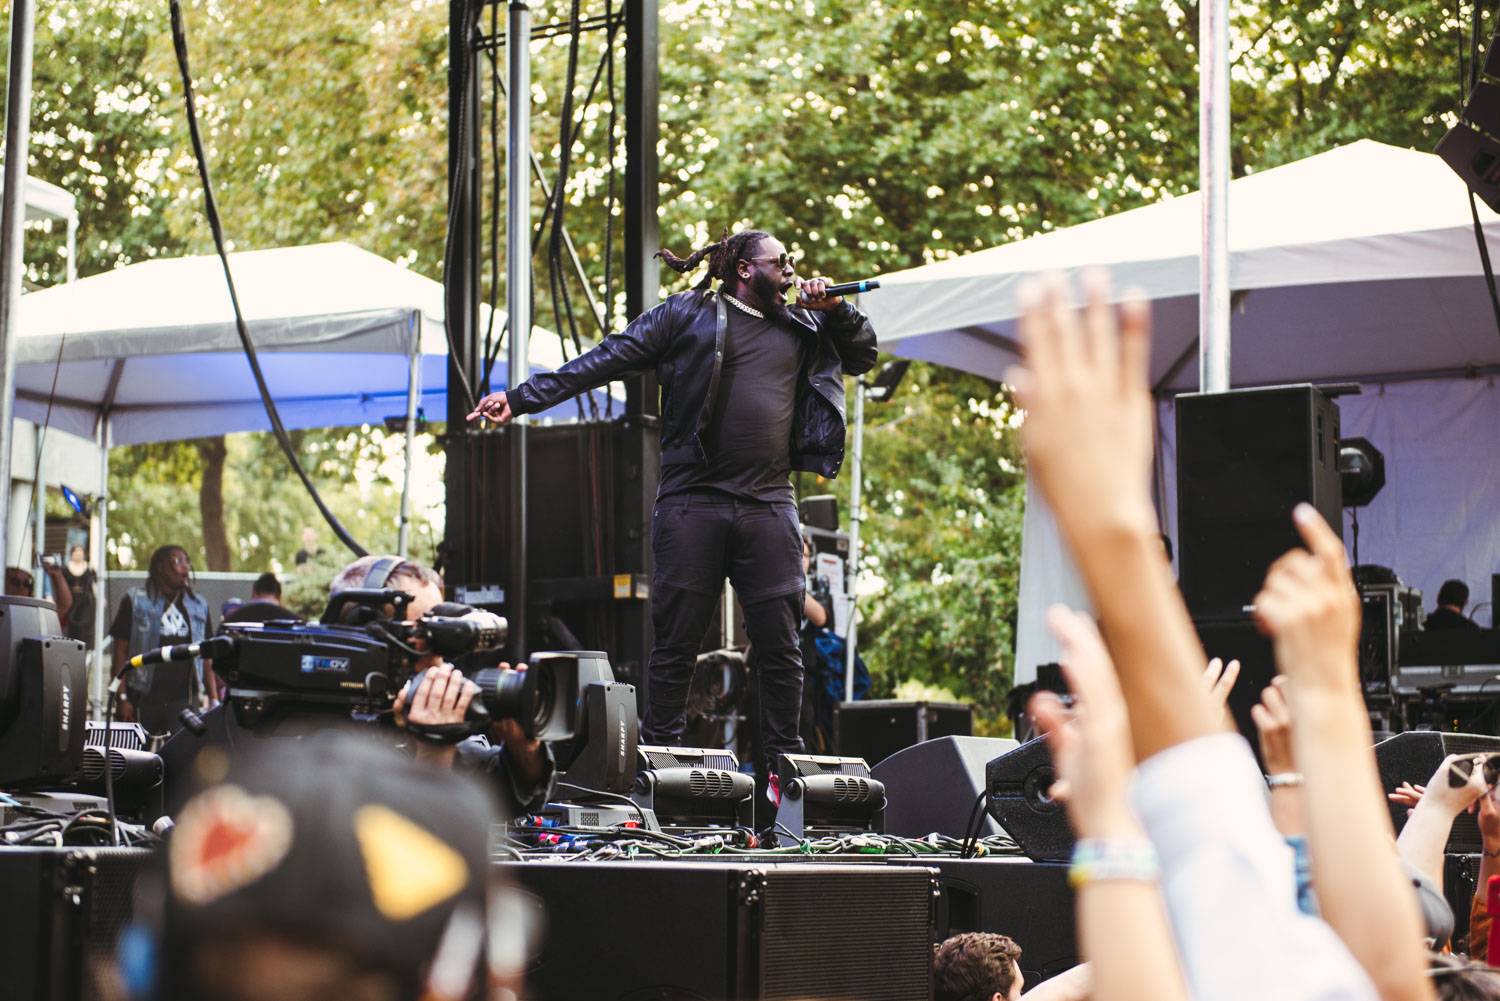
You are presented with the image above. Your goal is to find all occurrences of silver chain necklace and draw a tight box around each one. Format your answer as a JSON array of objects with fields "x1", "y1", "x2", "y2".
[{"x1": 722, "y1": 293, "x2": 765, "y2": 319}]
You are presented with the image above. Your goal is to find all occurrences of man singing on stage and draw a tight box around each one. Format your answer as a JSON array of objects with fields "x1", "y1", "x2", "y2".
[{"x1": 467, "y1": 228, "x2": 877, "y2": 801}]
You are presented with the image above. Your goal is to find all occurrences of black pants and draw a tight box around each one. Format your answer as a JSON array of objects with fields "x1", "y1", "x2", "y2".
[{"x1": 642, "y1": 490, "x2": 806, "y2": 774}]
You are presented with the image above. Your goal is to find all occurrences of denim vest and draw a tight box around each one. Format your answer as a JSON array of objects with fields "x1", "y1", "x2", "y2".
[{"x1": 125, "y1": 585, "x2": 210, "y2": 694}]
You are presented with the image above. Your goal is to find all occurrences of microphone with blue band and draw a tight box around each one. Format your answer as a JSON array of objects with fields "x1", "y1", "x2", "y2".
[{"x1": 820, "y1": 278, "x2": 881, "y2": 297}]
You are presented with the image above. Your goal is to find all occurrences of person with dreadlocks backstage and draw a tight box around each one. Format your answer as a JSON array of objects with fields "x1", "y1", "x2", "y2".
[{"x1": 467, "y1": 229, "x2": 877, "y2": 812}]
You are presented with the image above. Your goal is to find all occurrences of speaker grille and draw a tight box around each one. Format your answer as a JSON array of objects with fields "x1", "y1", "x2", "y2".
[
  {"x1": 831, "y1": 776, "x2": 874, "y2": 802},
  {"x1": 759, "y1": 868, "x2": 934, "y2": 1001},
  {"x1": 688, "y1": 768, "x2": 736, "y2": 798}
]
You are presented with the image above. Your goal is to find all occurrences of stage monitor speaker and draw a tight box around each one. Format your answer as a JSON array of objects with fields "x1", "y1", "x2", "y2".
[
  {"x1": 1176, "y1": 385, "x2": 1343, "y2": 621},
  {"x1": 986, "y1": 737, "x2": 1073, "y2": 862},
  {"x1": 834, "y1": 699, "x2": 973, "y2": 767},
  {"x1": 1375, "y1": 731, "x2": 1500, "y2": 853},
  {"x1": 887, "y1": 856, "x2": 1079, "y2": 985},
  {"x1": 503, "y1": 860, "x2": 937, "y2": 1000},
  {"x1": 0, "y1": 846, "x2": 153, "y2": 1001},
  {"x1": 874, "y1": 735, "x2": 1016, "y2": 839}
]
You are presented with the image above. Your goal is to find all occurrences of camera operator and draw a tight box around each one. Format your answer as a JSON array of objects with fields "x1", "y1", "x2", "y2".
[{"x1": 330, "y1": 555, "x2": 554, "y2": 817}]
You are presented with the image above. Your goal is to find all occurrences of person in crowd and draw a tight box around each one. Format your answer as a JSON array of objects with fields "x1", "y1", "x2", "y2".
[
  {"x1": 293, "y1": 525, "x2": 320, "y2": 567},
  {"x1": 109, "y1": 545, "x2": 218, "y2": 733},
  {"x1": 1427, "y1": 580, "x2": 1480, "y2": 631},
  {"x1": 332, "y1": 554, "x2": 553, "y2": 818},
  {"x1": 1014, "y1": 271, "x2": 1431, "y2": 1001},
  {"x1": 934, "y1": 932, "x2": 1025, "y2": 1001},
  {"x1": 223, "y1": 572, "x2": 292, "y2": 624},
  {"x1": 466, "y1": 228, "x2": 877, "y2": 804},
  {"x1": 5, "y1": 562, "x2": 73, "y2": 622},
  {"x1": 115, "y1": 733, "x2": 530, "y2": 1001},
  {"x1": 61, "y1": 543, "x2": 97, "y2": 646},
  {"x1": 1426, "y1": 953, "x2": 1500, "y2": 1000}
]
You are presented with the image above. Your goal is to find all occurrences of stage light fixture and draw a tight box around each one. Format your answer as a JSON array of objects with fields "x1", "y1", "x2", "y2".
[{"x1": 1337, "y1": 436, "x2": 1386, "y2": 508}]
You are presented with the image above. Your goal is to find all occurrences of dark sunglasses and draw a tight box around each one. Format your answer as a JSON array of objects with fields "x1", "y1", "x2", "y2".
[
  {"x1": 743, "y1": 253, "x2": 797, "y2": 270},
  {"x1": 1448, "y1": 753, "x2": 1500, "y2": 788}
]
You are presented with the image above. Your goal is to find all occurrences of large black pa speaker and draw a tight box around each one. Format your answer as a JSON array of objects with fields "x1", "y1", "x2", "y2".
[
  {"x1": 0, "y1": 846, "x2": 153, "y2": 1001},
  {"x1": 985, "y1": 737, "x2": 1073, "y2": 862},
  {"x1": 1375, "y1": 731, "x2": 1500, "y2": 853},
  {"x1": 834, "y1": 700, "x2": 973, "y2": 766},
  {"x1": 886, "y1": 857, "x2": 1079, "y2": 984},
  {"x1": 502, "y1": 860, "x2": 937, "y2": 1000},
  {"x1": 1176, "y1": 385, "x2": 1343, "y2": 621},
  {"x1": 874, "y1": 735, "x2": 1016, "y2": 839}
]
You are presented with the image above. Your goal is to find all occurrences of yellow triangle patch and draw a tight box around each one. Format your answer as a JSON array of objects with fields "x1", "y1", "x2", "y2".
[{"x1": 353, "y1": 803, "x2": 470, "y2": 921}]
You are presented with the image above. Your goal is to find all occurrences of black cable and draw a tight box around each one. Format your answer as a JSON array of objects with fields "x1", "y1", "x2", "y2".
[
  {"x1": 601, "y1": 0, "x2": 619, "y2": 418},
  {"x1": 479, "y1": 0, "x2": 503, "y2": 394},
  {"x1": 167, "y1": 0, "x2": 368, "y2": 557},
  {"x1": 551, "y1": 0, "x2": 596, "y2": 420},
  {"x1": 102, "y1": 687, "x2": 120, "y2": 846},
  {"x1": 960, "y1": 788, "x2": 988, "y2": 859},
  {"x1": 553, "y1": 780, "x2": 651, "y2": 827},
  {"x1": 439, "y1": 0, "x2": 481, "y2": 415}
]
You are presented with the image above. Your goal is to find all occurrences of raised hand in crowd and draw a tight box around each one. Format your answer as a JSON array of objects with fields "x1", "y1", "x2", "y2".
[
  {"x1": 1202, "y1": 656, "x2": 1241, "y2": 728},
  {"x1": 1252, "y1": 677, "x2": 1307, "y2": 838},
  {"x1": 1010, "y1": 271, "x2": 1219, "y2": 763},
  {"x1": 1472, "y1": 790, "x2": 1500, "y2": 958},
  {"x1": 1031, "y1": 605, "x2": 1188, "y2": 1001},
  {"x1": 1396, "y1": 754, "x2": 1491, "y2": 895},
  {"x1": 1255, "y1": 505, "x2": 1435, "y2": 1001}
]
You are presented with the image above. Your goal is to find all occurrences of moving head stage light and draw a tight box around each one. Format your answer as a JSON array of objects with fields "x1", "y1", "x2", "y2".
[{"x1": 142, "y1": 588, "x2": 583, "y2": 741}]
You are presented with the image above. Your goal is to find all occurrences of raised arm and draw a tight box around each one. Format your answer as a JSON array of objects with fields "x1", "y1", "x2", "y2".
[
  {"x1": 1254, "y1": 507, "x2": 1435, "y2": 1001},
  {"x1": 1009, "y1": 273, "x2": 1219, "y2": 761}
]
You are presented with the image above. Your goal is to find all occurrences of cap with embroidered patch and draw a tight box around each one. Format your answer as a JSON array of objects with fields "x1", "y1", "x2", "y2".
[{"x1": 146, "y1": 733, "x2": 502, "y2": 996}]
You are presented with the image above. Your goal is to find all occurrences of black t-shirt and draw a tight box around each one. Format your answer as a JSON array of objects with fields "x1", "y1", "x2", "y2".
[
  {"x1": 1425, "y1": 607, "x2": 1480, "y2": 631},
  {"x1": 659, "y1": 306, "x2": 804, "y2": 502},
  {"x1": 223, "y1": 600, "x2": 297, "y2": 625}
]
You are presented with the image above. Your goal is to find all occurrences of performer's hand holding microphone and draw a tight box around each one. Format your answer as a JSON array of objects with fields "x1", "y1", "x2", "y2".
[{"x1": 793, "y1": 276, "x2": 880, "y2": 311}]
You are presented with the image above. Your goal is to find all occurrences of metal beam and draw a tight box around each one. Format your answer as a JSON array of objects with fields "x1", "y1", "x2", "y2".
[
  {"x1": 1198, "y1": 0, "x2": 1231, "y2": 392},
  {"x1": 623, "y1": 0, "x2": 659, "y2": 416},
  {"x1": 0, "y1": 0, "x2": 36, "y2": 569},
  {"x1": 507, "y1": 0, "x2": 532, "y2": 659}
]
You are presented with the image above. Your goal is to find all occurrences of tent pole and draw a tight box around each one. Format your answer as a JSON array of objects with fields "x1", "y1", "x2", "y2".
[
  {"x1": 65, "y1": 215, "x2": 77, "y2": 284},
  {"x1": 507, "y1": 0, "x2": 531, "y2": 659},
  {"x1": 0, "y1": 0, "x2": 36, "y2": 571},
  {"x1": 92, "y1": 421, "x2": 110, "y2": 717},
  {"x1": 1198, "y1": 0, "x2": 1231, "y2": 393},
  {"x1": 398, "y1": 314, "x2": 421, "y2": 558},
  {"x1": 844, "y1": 379, "x2": 866, "y2": 703},
  {"x1": 32, "y1": 423, "x2": 44, "y2": 595}
]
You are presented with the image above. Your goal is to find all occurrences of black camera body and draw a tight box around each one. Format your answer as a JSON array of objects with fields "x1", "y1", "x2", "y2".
[{"x1": 215, "y1": 620, "x2": 408, "y2": 724}]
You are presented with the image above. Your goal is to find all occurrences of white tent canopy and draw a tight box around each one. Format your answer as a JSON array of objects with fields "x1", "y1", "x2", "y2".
[
  {"x1": 14, "y1": 241, "x2": 595, "y2": 444},
  {"x1": 869, "y1": 140, "x2": 1500, "y2": 390},
  {"x1": 862, "y1": 141, "x2": 1500, "y2": 682}
]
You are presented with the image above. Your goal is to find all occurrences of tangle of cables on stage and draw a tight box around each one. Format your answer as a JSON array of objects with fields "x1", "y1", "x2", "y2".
[{"x1": 501, "y1": 819, "x2": 1023, "y2": 863}]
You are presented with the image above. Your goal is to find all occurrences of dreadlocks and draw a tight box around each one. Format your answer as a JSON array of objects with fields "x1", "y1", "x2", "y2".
[
  {"x1": 146, "y1": 544, "x2": 190, "y2": 597},
  {"x1": 656, "y1": 229, "x2": 771, "y2": 291}
]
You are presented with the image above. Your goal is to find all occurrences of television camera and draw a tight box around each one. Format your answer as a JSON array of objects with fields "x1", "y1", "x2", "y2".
[{"x1": 132, "y1": 588, "x2": 585, "y2": 741}]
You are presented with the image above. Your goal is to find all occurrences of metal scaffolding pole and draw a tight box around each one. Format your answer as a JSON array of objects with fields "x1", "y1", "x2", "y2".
[
  {"x1": 1199, "y1": 0, "x2": 1231, "y2": 393},
  {"x1": 0, "y1": 0, "x2": 36, "y2": 569},
  {"x1": 507, "y1": 0, "x2": 532, "y2": 659},
  {"x1": 843, "y1": 380, "x2": 866, "y2": 702}
]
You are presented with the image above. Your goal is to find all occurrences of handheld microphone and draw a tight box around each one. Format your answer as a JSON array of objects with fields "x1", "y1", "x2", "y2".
[
  {"x1": 817, "y1": 279, "x2": 881, "y2": 297},
  {"x1": 128, "y1": 635, "x2": 236, "y2": 670}
]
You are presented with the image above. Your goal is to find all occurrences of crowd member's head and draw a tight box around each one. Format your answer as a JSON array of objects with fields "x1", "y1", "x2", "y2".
[
  {"x1": 119, "y1": 734, "x2": 526, "y2": 1001},
  {"x1": 933, "y1": 932, "x2": 1025, "y2": 1001},
  {"x1": 251, "y1": 573, "x2": 282, "y2": 603},
  {"x1": 331, "y1": 555, "x2": 444, "y2": 621},
  {"x1": 146, "y1": 545, "x2": 193, "y2": 597},
  {"x1": 1438, "y1": 579, "x2": 1471, "y2": 613},
  {"x1": 4, "y1": 566, "x2": 34, "y2": 596},
  {"x1": 1427, "y1": 953, "x2": 1500, "y2": 1000}
]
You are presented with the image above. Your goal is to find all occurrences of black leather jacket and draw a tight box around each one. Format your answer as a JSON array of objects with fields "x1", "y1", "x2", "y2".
[{"x1": 510, "y1": 289, "x2": 879, "y2": 478}]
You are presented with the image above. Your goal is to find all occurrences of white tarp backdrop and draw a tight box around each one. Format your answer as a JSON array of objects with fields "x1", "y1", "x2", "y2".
[{"x1": 861, "y1": 141, "x2": 1500, "y2": 682}]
